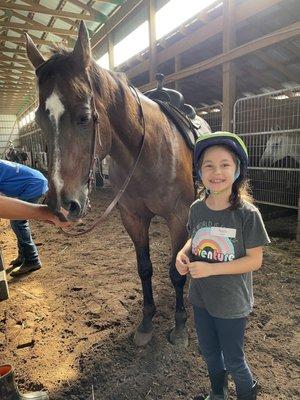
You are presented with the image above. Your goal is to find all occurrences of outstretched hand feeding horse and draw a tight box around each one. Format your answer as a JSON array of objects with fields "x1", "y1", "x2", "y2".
[{"x1": 25, "y1": 21, "x2": 211, "y2": 347}]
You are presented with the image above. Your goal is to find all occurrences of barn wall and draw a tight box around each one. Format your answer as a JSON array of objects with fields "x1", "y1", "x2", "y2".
[{"x1": 0, "y1": 115, "x2": 19, "y2": 159}]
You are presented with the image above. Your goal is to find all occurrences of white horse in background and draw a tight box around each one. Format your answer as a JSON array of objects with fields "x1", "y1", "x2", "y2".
[{"x1": 259, "y1": 131, "x2": 300, "y2": 167}]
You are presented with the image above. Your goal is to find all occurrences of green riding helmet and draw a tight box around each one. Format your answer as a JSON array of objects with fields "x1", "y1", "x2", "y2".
[{"x1": 194, "y1": 131, "x2": 248, "y2": 181}]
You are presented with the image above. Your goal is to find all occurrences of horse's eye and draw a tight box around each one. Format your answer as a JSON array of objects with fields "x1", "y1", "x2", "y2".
[{"x1": 78, "y1": 115, "x2": 91, "y2": 126}]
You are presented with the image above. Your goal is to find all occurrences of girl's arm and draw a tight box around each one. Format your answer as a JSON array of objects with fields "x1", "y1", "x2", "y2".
[
  {"x1": 176, "y1": 239, "x2": 192, "y2": 276},
  {"x1": 179, "y1": 238, "x2": 192, "y2": 256},
  {"x1": 188, "y1": 247, "x2": 263, "y2": 278},
  {"x1": 0, "y1": 196, "x2": 69, "y2": 227}
]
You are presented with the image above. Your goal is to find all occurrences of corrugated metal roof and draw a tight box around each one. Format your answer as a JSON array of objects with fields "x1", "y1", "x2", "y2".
[{"x1": 0, "y1": 0, "x2": 126, "y2": 114}]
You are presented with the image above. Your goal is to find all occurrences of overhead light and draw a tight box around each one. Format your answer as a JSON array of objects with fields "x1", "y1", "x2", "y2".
[
  {"x1": 211, "y1": 108, "x2": 221, "y2": 112},
  {"x1": 273, "y1": 94, "x2": 289, "y2": 100}
]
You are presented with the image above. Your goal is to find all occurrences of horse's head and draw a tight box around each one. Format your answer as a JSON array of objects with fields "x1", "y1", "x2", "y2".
[
  {"x1": 26, "y1": 22, "x2": 113, "y2": 220},
  {"x1": 259, "y1": 132, "x2": 296, "y2": 167}
]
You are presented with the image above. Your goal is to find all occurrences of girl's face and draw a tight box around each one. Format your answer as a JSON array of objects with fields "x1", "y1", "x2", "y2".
[{"x1": 200, "y1": 146, "x2": 237, "y2": 192}]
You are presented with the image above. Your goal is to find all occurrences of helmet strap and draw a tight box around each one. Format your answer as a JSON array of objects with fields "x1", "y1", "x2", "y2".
[
  {"x1": 205, "y1": 187, "x2": 231, "y2": 196},
  {"x1": 234, "y1": 159, "x2": 241, "y2": 181}
]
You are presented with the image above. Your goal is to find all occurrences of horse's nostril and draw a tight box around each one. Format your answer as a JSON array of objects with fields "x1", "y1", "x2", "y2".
[{"x1": 69, "y1": 200, "x2": 81, "y2": 216}]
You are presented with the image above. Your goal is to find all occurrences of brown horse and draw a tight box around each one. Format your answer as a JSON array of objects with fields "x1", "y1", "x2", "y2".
[{"x1": 25, "y1": 21, "x2": 211, "y2": 347}]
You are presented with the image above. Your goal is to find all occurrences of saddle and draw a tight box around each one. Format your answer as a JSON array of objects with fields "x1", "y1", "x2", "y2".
[{"x1": 144, "y1": 74, "x2": 205, "y2": 149}]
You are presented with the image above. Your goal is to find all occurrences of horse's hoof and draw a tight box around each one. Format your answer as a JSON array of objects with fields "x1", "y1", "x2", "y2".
[
  {"x1": 134, "y1": 329, "x2": 153, "y2": 347},
  {"x1": 168, "y1": 326, "x2": 188, "y2": 348}
]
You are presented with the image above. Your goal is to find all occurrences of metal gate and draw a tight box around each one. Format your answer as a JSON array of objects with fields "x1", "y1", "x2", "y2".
[
  {"x1": 233, "y1": 87, "x2": 300, "y2": 209},
  {"x1": 197, "y1": 104, "x2": 223, "y2": 132}
]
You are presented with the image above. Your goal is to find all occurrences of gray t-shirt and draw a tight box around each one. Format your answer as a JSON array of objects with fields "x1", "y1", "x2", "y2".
[{"x1": 187, "y1": 199, "x2": 270, "y2": 319}]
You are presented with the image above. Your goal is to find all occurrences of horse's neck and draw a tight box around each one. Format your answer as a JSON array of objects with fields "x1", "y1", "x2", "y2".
[{"x1": 104, "y1": 75, "x2": 145, "y2": 165}]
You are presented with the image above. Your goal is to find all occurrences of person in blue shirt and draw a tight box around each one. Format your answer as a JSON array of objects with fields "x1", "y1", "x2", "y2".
[{"x1": 0, "y1": 160, "x2": 48, "y2": 276}]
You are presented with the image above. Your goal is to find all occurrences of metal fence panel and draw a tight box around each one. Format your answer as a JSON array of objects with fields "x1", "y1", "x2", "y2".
[
  {"x1": 233, "y1": 87, "x2": 300, "y2": 209},
  {"x1": 197, "y1": 104, "x2": 223, "y2": 132}
]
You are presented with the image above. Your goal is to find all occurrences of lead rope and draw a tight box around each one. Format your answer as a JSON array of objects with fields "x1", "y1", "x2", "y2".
[{"x1": 59, "y1": 85, "x2": 146, "y2": 236}]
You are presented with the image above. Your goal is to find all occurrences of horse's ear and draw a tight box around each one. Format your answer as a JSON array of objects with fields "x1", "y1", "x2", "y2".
[
  {"x1": 72, "y1": 21, "x2": 91, "y2": 68},
  {"x1": 25, "y1": 33, "x2": 45, "y2": 69}
]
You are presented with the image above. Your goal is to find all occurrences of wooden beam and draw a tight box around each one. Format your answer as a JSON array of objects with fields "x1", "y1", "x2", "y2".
[
  {"x1": 10, "y1": 7, "x2": 75, "y2": 39},
  {"x1": 0, "y1": 35, "x2": 65, "y2": 46},
  {"x1": 0, "y1": 68, "x2": 34, "y2": 74},
  {"x1": 1, "y1": 74, "x2": 34, "y2": 83},
  {"x1": 0, "y1": 84, "x2": 34, "y2": 90},
  {"x1": 0, "y1": 46, "x2": 28, "y2": 55},
  {"x1": 67, "y1": 0, "x2": 107, "y2": 22},
  {"x1": 1, "y1": 91, "x2": 33, "y2": 96},
  {"x1": 137, "y1": 21, "x2": 300, "y2": 91},
  {"x1": 174, "y1": 54, "x2": 181, "y2": 92},
  {"x1": 2, "y1": 82, "x2": 34, "y2": 88},
  {"x1": 92, "y1": 0, "x2": 124, "y2": 3},
  {"x1": 127, "y1": 0, "x2": 285, "y2": 80},
  {"x1": 0, "y1": 1, "x2": 98, "y2": 22},
  {"x1": 244, "y1": 20, "x2": 300, "y2": 59},
  {"x1": 0, "y1": 90, "x2": 32, "y2": 95},
  {"x1": 0, "y1": 64, "x2": 33, "y2": 71},
  {"x1": 1, "y1": 71, "x2": 34, "y2": 79},
  {"x1": 222, "y1": 0, "x2": 236, "y2": 131},
  {"x1": 0, "y1": 21, "x2": 78, "y2": 37},
  {"x1": 0, "y1": 78, "x2": 34, "y2": 85},
  {"x1": 0, "y1": 81, "x2": 34, "y2": 87},
  {"x1": 147, "y1": 0, "x2": 157, "y2": 83},
  {"x1": 0, "y1": 55, "x2": 29, "y2": 64},
  {"x1": 0, "y1": 84, "x2": 33, "y2": 89},
  {"x1": 19, "y1": 0, "x2": 79, "y2": 33},
  {"x1": 108, "y1": 33, "x2": 114, "y2": 70}
]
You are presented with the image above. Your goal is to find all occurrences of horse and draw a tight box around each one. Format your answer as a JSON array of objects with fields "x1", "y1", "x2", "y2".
[
  {"x1": 4, "y1": 144, "x2": 28, "y2": 164},
  {"x1": 259, "y1": 131, "x2": 300, "y2": 167},
  {"x1": 25, "y1": 21, "x2": 211, "y2": 347}
]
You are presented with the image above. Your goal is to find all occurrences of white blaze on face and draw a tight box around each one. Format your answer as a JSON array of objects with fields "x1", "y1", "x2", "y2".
[{"x1": 45, "y1": 90, "x2": 65, "y2": 198}]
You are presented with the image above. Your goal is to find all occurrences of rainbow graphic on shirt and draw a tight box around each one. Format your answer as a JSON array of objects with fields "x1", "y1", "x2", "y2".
[{"x1": 192, "y1": 227, "x2": 235, "y2": 262}]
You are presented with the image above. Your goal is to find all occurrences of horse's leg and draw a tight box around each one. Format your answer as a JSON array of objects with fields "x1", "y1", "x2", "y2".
[
  {"x1": 119, "y1": 207, "x2": 155, "y2": 346},
  {"x1": 168, "y1": 216, "x2": 189, "y2": 347}
]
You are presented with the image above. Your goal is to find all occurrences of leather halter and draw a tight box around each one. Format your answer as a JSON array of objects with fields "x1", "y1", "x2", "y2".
[{"x1": 60, "y1": 75, "x2": 146, "y2": 236}]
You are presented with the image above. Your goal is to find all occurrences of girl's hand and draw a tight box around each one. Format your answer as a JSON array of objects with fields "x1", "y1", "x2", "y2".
[
  {"x1": 188, "y1": 261, "x2": 212, "y2": 278},
  {"x1": 176, "y1": 250, "x2": 190, "y2": 276}
]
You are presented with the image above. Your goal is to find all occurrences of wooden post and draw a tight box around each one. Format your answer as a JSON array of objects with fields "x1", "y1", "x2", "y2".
[
  {"x1": 108, "y1": 33, "x2": 114, "y2": 71},
  {"x1": 175, "y1": 54, "x2": 181, "y2": 92},
  {"x1": 297, "y1": 193, "x2": 300, "y2": 242},
  {"x1": 222, "y1": 0, "x2": 236, "y2": 132},
  {"x1": 0, "y1": 250, "x2": 9, "y2": 302},
  {"x1": 148, "y1": 0, "x2": 157, "y2": 83}
]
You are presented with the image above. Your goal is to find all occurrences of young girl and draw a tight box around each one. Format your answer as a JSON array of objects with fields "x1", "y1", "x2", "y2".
[{"x1": 176, "y1": 132, "x2": 270, "y2": 400}]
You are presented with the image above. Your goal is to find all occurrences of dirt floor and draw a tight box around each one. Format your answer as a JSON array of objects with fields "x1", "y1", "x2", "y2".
[{"x1": 0, "y1": 187, "x2": 299, "y2": 400}]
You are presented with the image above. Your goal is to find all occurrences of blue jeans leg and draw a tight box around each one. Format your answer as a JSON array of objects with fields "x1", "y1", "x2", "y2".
[
  {"x1": 10, "y1": 197, "x2": 40, "y2": 264},
  {"x1": 214, "y1": 315, "x2": 253, "y2": 397},
  {"x1": 193, "y1": 306, "x2": 225, "y2": 374},
  {"x1": 193, "y1": 305, "x2": 253, "y2": 397}
]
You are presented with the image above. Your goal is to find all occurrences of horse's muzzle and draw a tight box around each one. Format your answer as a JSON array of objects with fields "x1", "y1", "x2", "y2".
[
  {"x1": 67, "y1": 199, "x2": 82, "y2": 220},
  {"x1": 45, "y1": 195, "x2": 68, "y2": 222}
]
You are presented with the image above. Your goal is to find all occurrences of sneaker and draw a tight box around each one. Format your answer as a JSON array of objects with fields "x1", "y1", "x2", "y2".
[{"x1": 10, "y1": 261, "x2": 42, "y2": 277}]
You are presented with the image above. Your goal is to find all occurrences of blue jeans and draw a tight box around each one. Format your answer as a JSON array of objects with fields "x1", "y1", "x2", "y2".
[
  {"x1": 193, "y1": 305, "x2": 253, "y2": 397},
  {"x1": 10, "y1": 197, "x2": 41, "y2": 265}
]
